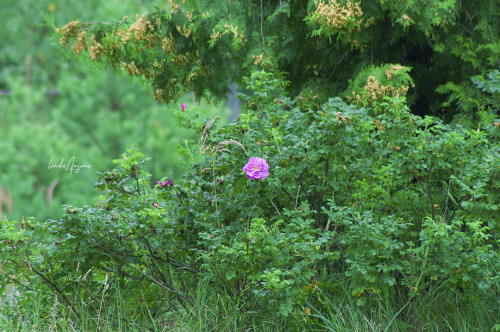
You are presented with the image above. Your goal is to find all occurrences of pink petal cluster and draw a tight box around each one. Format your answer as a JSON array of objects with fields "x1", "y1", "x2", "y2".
[
  {"x1": 242, "y1": 157, "x2": 269, "y2": 180},
  {"x1": 156, "y1": 179, "x2": 173, "y2": 188},
  {"x1": 181, "y1": 103, "x2": 187, "y2": 111}
]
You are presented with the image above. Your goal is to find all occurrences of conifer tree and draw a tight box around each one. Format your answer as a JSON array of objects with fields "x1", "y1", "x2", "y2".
[{"x1": 55, "y1": 0, "x2": 499, "y2": 119}]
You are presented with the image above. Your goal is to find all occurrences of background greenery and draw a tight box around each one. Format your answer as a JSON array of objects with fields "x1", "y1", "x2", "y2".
[{"x1": 0, "y1": 0, "x2": 230, "y2": 222}]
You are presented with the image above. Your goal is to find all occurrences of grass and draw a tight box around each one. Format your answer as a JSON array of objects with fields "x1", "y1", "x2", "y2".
[
  {"x1": 2, "y1": 274, "x2": 498, "y2": 331},
  {"x1": 0, "y1": 283, "x2": 287, "y2": 331},
  {"x1": 309, "y1": 285, "x2": 498, "y2": 331}
]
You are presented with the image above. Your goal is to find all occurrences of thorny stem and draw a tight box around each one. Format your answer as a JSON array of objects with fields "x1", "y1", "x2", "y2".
[
  {"x1": 426, "y1": 162, "x2": 436, "y2": 220},
  {"x1": 256, "y1": 102, "x2": 264, "y2": 155},
  {"x1": 27, "y1": 255, "x2": 82, "y2": 321},
  {"x1": 109, "y1": 183, "x2": 140, "y2": 197},
  {"x1": 93, "y1": 240, "x2": 192, "y2": 311},
  {"x1": 212, "y1": 149, "x2": 220, "y2": 227}
]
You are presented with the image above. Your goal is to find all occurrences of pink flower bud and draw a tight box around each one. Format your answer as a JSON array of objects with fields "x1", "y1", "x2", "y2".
[{"x1": 181, "y1": 103, "x2": 187, "y2": 111}]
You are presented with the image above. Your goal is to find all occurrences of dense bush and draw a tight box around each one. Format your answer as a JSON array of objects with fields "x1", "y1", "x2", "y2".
[{"x1": 2, "y1": 70, "x2": 498, "y2": 325}]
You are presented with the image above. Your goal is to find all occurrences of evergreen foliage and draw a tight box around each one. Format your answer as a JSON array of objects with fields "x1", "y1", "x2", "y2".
[{"x1": 53, "y1": 0, "x2": 499, "y2": 119}]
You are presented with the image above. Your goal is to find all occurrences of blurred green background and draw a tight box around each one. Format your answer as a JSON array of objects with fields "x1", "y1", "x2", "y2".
[{"x1": 0, "y1": 0, "x2": 230, "y2": 221}]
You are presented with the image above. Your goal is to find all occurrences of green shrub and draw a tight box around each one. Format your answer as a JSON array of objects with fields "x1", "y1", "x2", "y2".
[{"x1": 1, "y1": 69, "x2": 499, "y2": 324}]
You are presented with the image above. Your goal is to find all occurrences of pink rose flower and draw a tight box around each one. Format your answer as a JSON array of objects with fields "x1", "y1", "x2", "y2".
[
  {"x1": 181, "y1": 103, "x2": 187, "y2": 111},
  {"x1": 243, "y1": 157, "x2": 269, "y2": 180}
]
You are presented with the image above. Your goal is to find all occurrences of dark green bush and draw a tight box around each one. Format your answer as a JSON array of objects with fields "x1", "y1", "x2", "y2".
[{"x1": 1, "y1": 69, "x2": 499, "y2": 323}]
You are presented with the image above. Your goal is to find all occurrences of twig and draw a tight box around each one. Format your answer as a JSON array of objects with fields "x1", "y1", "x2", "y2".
[
  {"x1": 27, "y1": 257, "x2": 81, "y2": 321},
  {"x1": 320, "y1": 65, "x2": 337, "y2": 91},
  {"x1": 260, "y1": 0, "x2": 265, "y2": 47},
  {"x1": 212, "y1": 149, "x2": 220, "y2": 227}
]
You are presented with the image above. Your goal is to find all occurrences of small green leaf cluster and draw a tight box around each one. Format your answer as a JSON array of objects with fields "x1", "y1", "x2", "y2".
[
  {"x1": 346, "y1": 63, "x2": 414, "y2": 106},
  {"x1": 306, "y1": 0, "x2": 370, "y2": 47},
  {"x1": 1, "y1": 69, "x2": 499, "y2": 321}
]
